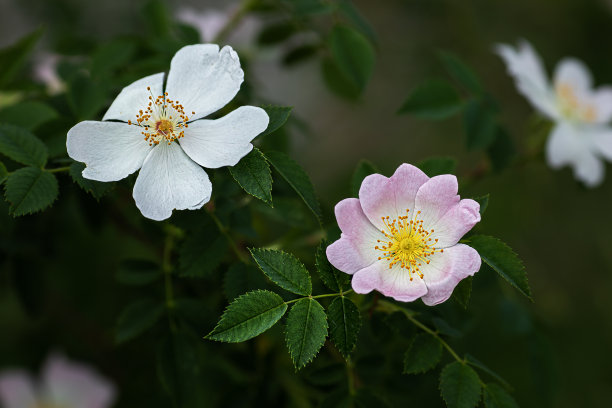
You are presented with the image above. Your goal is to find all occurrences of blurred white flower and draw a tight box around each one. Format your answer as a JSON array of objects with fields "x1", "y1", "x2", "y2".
[
  {"x1": 67, "y1": 44, "x2": 269, "y2": 221},
  {"x1": 33, "y1": 53, "x2": 66, "y2": 95},
  {"x1": 497, "y1": 40, "x2": 612, "y2": 187},
  {"x1": 0, "y1": 353, "x2": 116, "y2": 408},
  {"x1": 175, "y1": 6, "x2": 260, "y2": 46}
]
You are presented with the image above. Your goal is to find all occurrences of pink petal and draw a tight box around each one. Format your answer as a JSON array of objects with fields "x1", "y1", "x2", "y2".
[
  {"x1": 429, "y1": 199, "x2": 481, "y2": 248},
  {"x1": 326, "y1": 198, "x2": 381, "y2": 274},
  {"x1": 420, "y1": 244, "x2": 481, "y2": 306},
  {"x1": 359, "y1": 163, "x2": 429, "y2": 230},
  {"x1": 413, "y1": 174, "x2": 460, "y2": 228},
  {"x1": 0, "y1": 371, "x2": 37, "y2": 408},
  {"x1": 352, "y1": 261, "x2": 428, "y2": 303},
  {"x1": 42, "y1": 353, "x2": 116, "y2": 408}
]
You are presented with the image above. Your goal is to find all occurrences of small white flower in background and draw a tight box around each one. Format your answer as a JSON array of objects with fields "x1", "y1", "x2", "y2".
[
  {"x1": 497, "y1": 40, "x2": 612, "y2": 187},
  {"x1": 0, "y1": 353, "x2": 116, "y2": 408},
  {"x1": 176, "y1": 6, "x2": 260, "y2": 46},
  {"x1": 33, "y1": 53, "x2": 66, "y2": 95},
  {"x1": 67, "y1": 44, "x2": 269, "y2": 221}
]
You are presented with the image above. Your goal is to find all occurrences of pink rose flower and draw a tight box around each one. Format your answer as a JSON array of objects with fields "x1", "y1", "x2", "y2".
[
  {"x1": 0, "y1": 353, "x2": 116, "y2": 408},
  {"x1": 326, "y1": 163, "x2": 482, "y2": 305}
]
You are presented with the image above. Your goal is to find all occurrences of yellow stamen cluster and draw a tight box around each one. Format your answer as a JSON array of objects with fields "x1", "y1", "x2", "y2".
[
  {"x1": 556, "y1": 82, "x2": 597, "y2": 122},
  {"x1": 374, "y1": 209, "x2": 443, "y2": 281},
  {"x1": 129, "y1": 87, "x2": 195, "y2": 146}
]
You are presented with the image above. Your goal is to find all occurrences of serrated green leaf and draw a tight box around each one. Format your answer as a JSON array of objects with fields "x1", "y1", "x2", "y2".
[
  {"x1": 473, "y1": 194, "x2": 489, "y2": 215},
  {"x1": 316, "y1": 240, "x2": 349, "y2": 292},
  {"x1": 0, "y1": 124, "x2": 48, "y2": 167},
  {"x1": 116, "y1": 259, "x2": 161, "y2": 286},
  {"x1": 465, "y1": 354, "x2": 511, "y2": 389},
  {"x1": 329, "y1": 25, "x2": 375, "y2": 94},
  {"x1": 0, "y1": 27, "x2": 43, "y2": 87},
  {"x1": 483, "y1": 384, "x2": 519, "y2": 408},
  {"x1": 5, "y1": 167, "x2": 58, "y2": 216},
  {"x1": 179, "y1": 227, "x2": 228, "y2": 278},
  {"x1": 438, "y1": 51, "x2": 483, "y2": 94},
  {"x1": 224, "y1": 263, "x2": 269, "y2": 301},
  {"x1": 285, "y1": 298, "x2": 328, "y2": 370},
  {"x1": 257, "y1": 21, "x2": 296, "y2": 45},
  {"x1": 264, "y1": 150, "x2": 322, "y2": 223},
  {"x1": 115, "y1": 298, "x2": 164, "y2": 344},
  {"x1": 440, "y1": 362, "x2": 482, "y2": 408},
  {"x1": 351, "y1": 159, "x2": 378, "y2": 197},
  {"x1": 468, "y1": 235, "x2": 531, "y2": 299},
  {"x1": 487, "y1": 128, "x2": 517, "y2": 172},
  {"x1": 261, "y1": 106, "x2": 293, "y2": 136},
  {"x1": 398, "y1": 79, "x2": 463, "y2": 119},
  {"x1": 250, "y1": 248, "x2": 312, "y2": 295},
  {"x1": 0, "y1": 102, "x2": 59, "y2": 131},
  {"x1": 464, "y1": 99, "x2": 497, "y2": 150},
  {"x1": 69, "y1": 162, "x2": 114, "y2": 200},
  {"x1": 322, "y1": 57, "x2": 361, "y2": 100},
  {"x1": 404, "y1": 333, "x2": 443, "y2": 374},
  {"x1": 229, "y1": 148, "x2": 272, "y2": 205},
  {"x1": 327, "y1": 296, "x2": 361, "y2": 358},
  {"x1": 452, "y1": 276, "x2": 473, "y2": 309},
  {"x1": 0, "y1": 162, "x2": 7, "y2": 184},
  {"x1": 417, "y1": 157, "x2": 457, "y2": 177},
  {"x1": 206, "y1": 290, "x2": 287, "y2": 342}
]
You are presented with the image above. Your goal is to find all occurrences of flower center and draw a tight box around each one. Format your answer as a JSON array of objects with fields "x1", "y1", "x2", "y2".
[
  {"x1": 128, "y1": 87, "x2": 195, "y2": 146},
  {"x1": 556, "y1": 82, "x2": 597, "y2": 122},
  {"x1": 374, "y1": 209, "x2": 443, "y2": 280}
]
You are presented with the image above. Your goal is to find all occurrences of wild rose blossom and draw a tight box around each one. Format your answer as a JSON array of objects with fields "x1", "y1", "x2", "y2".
[
  {"x1": 497, "y1": 40, "x2": 612, "y2": 186},
  {"x1": 326, "y1": 164, "x2": 481, "y2": 305},
  {"x1": 67, "y1": 44, "x2": 269, "y2": 220},
  {"x1": 0, "y1": 353, "x2": 116, "y2": 408}
]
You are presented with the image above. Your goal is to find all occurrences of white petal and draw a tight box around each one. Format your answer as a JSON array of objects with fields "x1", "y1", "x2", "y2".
[
  {"x1": 133, "y1": 142, "x2": 212, "y2": 221},
  {"x1": 496, "y1": 41, "x2": 558, "y2": 119},
  {"x1": 41, "y1": 354, "x2": 116, "y2": 408},
  {"x1": 67, "y1": 121, "x2": 152, "y2": 182},
  {"x1": 591, "y1": 87, "x2": 612, "y2": 123},
  {"x1": 102, "y1": 73, "x2": 165, "y2": 122},
  {"x1": 0, "y1": 371, "x2": 38, "y2": 408},
  {"x1": 588, "y1": 127, "x2": 612, "y2": 160},
  {"x1": 179, "y1": 106, "x2": 269, "y2": 168},
  {"x1": 546, "y1": 123, "x2": 605, "y2": 187},
  {"x1": 165, "y1": 44, "x2": 244, "y2": 120},
  {"x1": 553, "y1": 58, "x2": 593, "y2": 96}
]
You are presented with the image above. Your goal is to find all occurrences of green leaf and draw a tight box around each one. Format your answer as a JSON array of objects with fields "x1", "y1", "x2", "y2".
[
  {"x1": 5, "y1": 167, "x2": 58, "y2": 216},
  {"x1": 0, "y1": 27, "x2": 43, "y2": 87},
  {"x1": 229, "y1": 148, "x2": 272, "y2": 205},
  {"x1": 0, "y1": 102, "x2": 59, "y2": 131},
  {"x1": 465, "y1": 354, "x2": 511, "y2": 389},
  {"x1": 452, "y1": 276, "x2": 473, "y2": 309},
  {"x1": 285, "y1": 298, "x2": 328, "y2": 370},
  {"x1": 487, "y1": 128, "x2": 517, "y2": 172},
  {"x1": 224, "y1": 263, "x2": 269, "y2": 301},
  {"x1": 261, "y1": 106, "x2": 293, "y2": 136},
  {"x1": 432, "y1": 317, "x2": 462, "y2": 338},
  {"x1": 283, "y1": 44, "x2": 319, "y2": 66},
  {"x1": 473, "y1": 194, "x2": 489, "y2": 215},
  {"x1": 338, "y1": 0, "x2": 378, "y2": 45},
  {"x1": 264, "y1": 150, "x2": 322, "y2": 223},
  {"x1": 116, "y1": 259, "x2": 161, "y2": 286},
  {"x1": 0, "y1": 124, "x2": 48, "y2": 167},
  {"x1": 178, "y1": 227, "x2": 228, "y2": 278},
  {"x1": 440, "y1": 362, "x2": 482, "y2": 408},
  {"x1": 327, "y1": 296, "x2": 361, "y2": 358},
  {"x1": 438, "y1": 51, "x2": 483, "y2": 94},
  {"x1": 249, "y1": 248, "x2": 312, "y2": 296},
  {"x1": 351, "y1": 159, "x2": 378, "y2": 197},
  {"x1": 91, "y1": 39, "x2": 136, "y2": 77},
  {"x1": 115, "y1": 298, "x2": 164, "y2": 344},
  {"x1": 0, "y1": 162, "x2": 7, "y2": 184},
  {"x1": 417, "y1": 157, "x2": 457, "y2": 177},
  {"x1": 464, "y1": 99, "x2": 497, "y2": 150},
  {"x1": 468, "y1": 235, "x2": 531, "y2": 299},
  {"x1": 315, "y1": 240, "x2": 349, "y2": 292},
  {"x1": 329, "y1": 25, "x2": 375, "y2": 94},
  {"x1": 483, "y1": 384, "x2": 519, "y2": 408},
  {"x1": 206, "y1": 290, "x2": 287, "y2": 342},
  {"x1": 67, "y1": 72, "x2": 107, "y2": 120},
  {"x1": 322, "y1": 57, "x2": 361, "y2": 100},
  {"x1": 257, "y1": 22, "x2": 296, "y2": 45},
  {"x1": 69, "y1": 162, "x2": 114, "y2": 200},
  {"x1": 403, "y1": 333, "x2": 443, "y2": 374},
  {"x1": 398, "y1": 79, "x2": 463, "y2": 119}
]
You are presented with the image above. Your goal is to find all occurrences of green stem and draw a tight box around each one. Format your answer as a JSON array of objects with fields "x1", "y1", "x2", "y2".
[
  {"x1": 47, "y1": 166, "x2": 71, "y2": 173},
  {"x1": 213, "y1": 0, "x2": 256, "y2": 43},
  {"x1": 207, "y1": 208, "x2": 250, "y2": 264},
  {"x1": 285, "y1": 289, "x2": 353, "y2": 305},
  {"x1": 162, "y1": 226, "x2": 178, "y2": 331}
]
